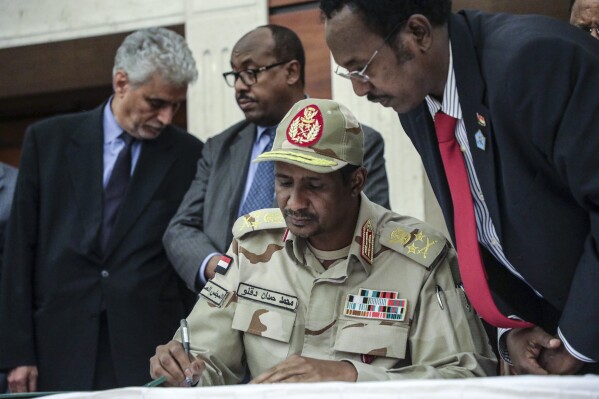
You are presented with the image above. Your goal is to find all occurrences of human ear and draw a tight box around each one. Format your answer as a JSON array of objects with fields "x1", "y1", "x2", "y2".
[
  {"x1": 404, "y1": 14, "x2": 434, "y2": 52},
  {"x1": 285, "y1": 60, "x2": 301, "y2": 85},
  {"x1": 350, "y1": 167, "x2": 367, "y2": 196},
  {"x1": 113, "y1": 70, "x2": 130, "y2": 97}
]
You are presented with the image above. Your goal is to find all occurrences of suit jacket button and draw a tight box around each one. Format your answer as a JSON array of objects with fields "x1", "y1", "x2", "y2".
[{"x1": 101, "y1": 270, "x2": 110, "y2": 278}]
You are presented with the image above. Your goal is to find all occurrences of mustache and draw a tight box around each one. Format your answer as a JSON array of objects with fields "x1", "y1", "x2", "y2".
[
  {"x1": 366, "y1": 93, "x2": 387, "y2": 103},
  {"x1": 236, "y1": 93, "x2": 255, "y2": 102},
  {"x1": 283, "y1": 209, "x2": 317, "y2": 221}
]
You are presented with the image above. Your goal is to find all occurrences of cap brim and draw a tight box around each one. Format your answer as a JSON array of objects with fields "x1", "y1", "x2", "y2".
[{"x1": 255, "y1": 149, "x2": 348, "y2": 173}]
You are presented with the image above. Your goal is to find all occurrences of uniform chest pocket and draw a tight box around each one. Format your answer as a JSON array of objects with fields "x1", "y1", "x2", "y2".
[
  {"x1": 334, "y1": 319, "x2": 409, "y2": 359},
  {"x1": 232, "y1": 299, "x2": 297, "y2": 343}
]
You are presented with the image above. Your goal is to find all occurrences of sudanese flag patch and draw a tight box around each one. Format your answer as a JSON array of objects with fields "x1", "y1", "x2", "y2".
[{"x1": 215, "y1": 255, "x2": 233, "y2": 275}]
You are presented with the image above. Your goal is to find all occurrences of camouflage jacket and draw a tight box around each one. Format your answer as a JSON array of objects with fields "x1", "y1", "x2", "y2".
[{"x1": 180, "y1": 194, "x2": 496, "y2": 385}]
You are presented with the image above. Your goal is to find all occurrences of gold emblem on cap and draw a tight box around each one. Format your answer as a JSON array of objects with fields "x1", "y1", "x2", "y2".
[{"x1": 287, "y1": 105, "x2": 323, "y2": 146}]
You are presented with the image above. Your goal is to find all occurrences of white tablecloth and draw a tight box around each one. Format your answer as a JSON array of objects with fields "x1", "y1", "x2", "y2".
[{"x1": 46, "y1": 375, "x2": 599, "y2": 399}]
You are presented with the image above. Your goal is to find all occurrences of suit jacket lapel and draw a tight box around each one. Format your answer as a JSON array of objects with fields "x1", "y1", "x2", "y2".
[
  {"x1": 65, "y1": 106, "x2": 104, "y2": 259},
  {"x1": 224, "y1": 122, "x2": 255, "y2": 222},
  {"x1": 103, "y1": 127, "x2": 177, "y2": 258},
  {"x1": 409, "y1": 106, "x2": 457, "y2": 239},
  {"x1": 451, "y1": 12, "x2": 503, "y2": 239}
]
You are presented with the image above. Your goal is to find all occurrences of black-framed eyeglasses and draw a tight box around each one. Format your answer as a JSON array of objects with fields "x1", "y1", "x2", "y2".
[
  {"x1": 577, "y1": 25, "x2": 599, "y2": 36},
  {"x1": 335, "y1": 20, "x2": 405, "y2": 84},
  {"x1": 222, "y1": 60, "x2": 291, "y2": 87}
]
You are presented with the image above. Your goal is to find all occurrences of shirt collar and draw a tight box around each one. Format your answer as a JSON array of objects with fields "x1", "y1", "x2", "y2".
[
  {"x1": 283, "y1": 192, "x2": 377, "y2": 276},
  {"x1": 103, "y1": 97, "x2": 125, "y2": 144},
  {"x1": 425, "y1": 43, "x2": 462, "y2": 121},
  {"x1": 256, "y1": 124, "x2": 278, "y2": 141}
]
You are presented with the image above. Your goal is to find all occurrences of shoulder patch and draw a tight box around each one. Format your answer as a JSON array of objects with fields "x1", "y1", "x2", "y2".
[
  {"x1": 379, "y1": 222, "x2": 447, "y2": 268},
  {"x1": 233, "y1": 208, "x2": 287, "y2": 239}
]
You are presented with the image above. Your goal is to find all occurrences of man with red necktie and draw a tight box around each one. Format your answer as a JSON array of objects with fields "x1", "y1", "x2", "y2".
[{"x1": 322, "y1": 0, "x2": 599, "y2": 375}]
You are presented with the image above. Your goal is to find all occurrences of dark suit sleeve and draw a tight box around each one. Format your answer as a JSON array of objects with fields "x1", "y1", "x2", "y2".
[
  {"x1": 0, "y1": 128, "x2": 39, "y2": 369},
  {"x1": 0, "y1": 164, "x2": 18, "y2": 275},
  {"x1": 362, "y1": 125, "x2": 390, "y2": 209},
  {"x1": 163, "y1": 139, "x2": 218, "y2": 291},
  {"x1": 545, "y1": 45, "x2": 599, "y2": 362},
  {"x1": 501, "y1": 34, "x2": 599, "y2": 360}
]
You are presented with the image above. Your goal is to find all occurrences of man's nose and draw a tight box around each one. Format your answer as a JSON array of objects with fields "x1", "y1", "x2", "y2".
[
  {"x1": 157, "y1": 106, "x2": 177, "y2": 125},
  {"x1": 351, "y1": 79, "x2": 372, "y2": 97},
  {"x1": 287, "y1": 187, "x2": 309, "y2": 211}
]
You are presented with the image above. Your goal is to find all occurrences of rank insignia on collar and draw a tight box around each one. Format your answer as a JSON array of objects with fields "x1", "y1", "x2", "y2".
[
  {"x1": 215, "y1": 255, "x2": 233, "y2": 275},
  {"x1": 361, "y1": 220, "x2": 374, "y2": 264},
  {"x1": 476, "y1": 113, "x2": 487, "y2": 127},
  {"x1": 344, "y1": 288, "x2": 408, "y2": 321},
  {"x1": 475, "y1": 130, "x2": 486, "y2": 151}
]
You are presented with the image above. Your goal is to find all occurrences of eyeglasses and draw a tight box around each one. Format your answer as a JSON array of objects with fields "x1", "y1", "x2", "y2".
[
  {"x1": 222, "y1": 60, "x2": 291, "y2": 87},
  {"x1": 577, "y1": 25, "x2": 599, "y2": 35},
  {"x1": 335, "y1": 21, "x2": 405, "y2": 84}
]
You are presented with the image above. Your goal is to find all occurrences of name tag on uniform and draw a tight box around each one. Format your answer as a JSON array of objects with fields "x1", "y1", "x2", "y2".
[
  {"x1": 344, "y1": 288, "x2": 408, "y2": 321},
  {"x1": 237, "y1": 283, "x2": 298, "y2": 312},
  {"x1": 200, "y1": 280, "x2": 230, "y2": 307}
]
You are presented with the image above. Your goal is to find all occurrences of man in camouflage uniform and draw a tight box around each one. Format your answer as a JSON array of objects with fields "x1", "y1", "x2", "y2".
[{"x1": 150, "y1": 98, "x2": 496, "y2": 386}]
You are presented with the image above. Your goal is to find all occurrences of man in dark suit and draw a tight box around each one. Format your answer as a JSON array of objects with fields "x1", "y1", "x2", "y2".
[
  {"x1": 0, "y1": 27, "x2": 203, "y2": 392},
  {"x1": 0, "y1": 162, "x2": 17, "y2": 275},
  {"x1": 163, "y1": 25, "x2": 389, "y2": 292},
  {"x1": 321, "y1": 0, "x2": 599, "y2": 375},
  {"x1": 0, "y1": 162, "x2": 17, "y2": 393}
]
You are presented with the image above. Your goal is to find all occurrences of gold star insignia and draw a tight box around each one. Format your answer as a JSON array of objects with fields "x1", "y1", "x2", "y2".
[{"x1": 407, "y1": 242, "x2": 418, "y2": 254}]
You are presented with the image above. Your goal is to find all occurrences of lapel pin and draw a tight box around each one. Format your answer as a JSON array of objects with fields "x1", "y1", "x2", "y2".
[
  {"x1": 476, "y1": 113, "x2": 487, "y2": 127},
  {"x1": 475, "y1": 130, "x2": 486, "y2": 151}
]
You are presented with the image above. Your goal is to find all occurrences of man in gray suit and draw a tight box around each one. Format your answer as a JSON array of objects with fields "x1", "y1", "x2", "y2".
[{"x1": 163, "y1": 25, "x2": 389, "y2": 291}]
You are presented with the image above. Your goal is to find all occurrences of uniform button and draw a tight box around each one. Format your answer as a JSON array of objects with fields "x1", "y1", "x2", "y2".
[
  {"x1": 460, "y1": 145, "x2": 467, "y2": 152},
  {"x1": 477, "y1": 192, "x2": 485, "y2": 201},
  {"x1": 491, "y1": 239, "x2": 499, "y2": 247},
  {"x1": 101, "y1": 270, "x2": 110, "y2": 278}
]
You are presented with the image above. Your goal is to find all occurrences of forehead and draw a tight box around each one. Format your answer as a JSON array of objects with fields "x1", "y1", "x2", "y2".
[
  {"x1": 132, "y1": 74, "x2": 187, "y2": 102},
  {"x1": 324, "y1": 7, "x2": 383, "y2": 68},
  {"x1": 572, "y1": 0, "x2": 599, "y2": 19},
  {"x1": 231, "y1": 28, "x2": 276, "y2": 67}
]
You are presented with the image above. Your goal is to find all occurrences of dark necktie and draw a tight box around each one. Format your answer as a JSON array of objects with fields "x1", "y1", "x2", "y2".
[
  {"x1": 101, "y1": 133, "x2": 135, "y2": 252},
  {"x1": 434, "y1": 111, "x2": 532, "y2": 329},
  {"x1": 238, "y1": 128, "x2": 276, "y2": 217}
]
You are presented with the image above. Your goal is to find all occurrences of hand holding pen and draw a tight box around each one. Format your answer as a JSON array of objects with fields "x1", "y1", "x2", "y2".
[
  {"x1": 180, "y1": 319, "x2": 195, "y2": 387},
  {"x1": 149, "y1": 332, "x2": 206, "y2": 387}
]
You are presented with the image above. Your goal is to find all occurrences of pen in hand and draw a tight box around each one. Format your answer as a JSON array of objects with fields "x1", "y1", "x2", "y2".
[{"x1": 180, "y1": 319, "x2": 194, "y2": 387}]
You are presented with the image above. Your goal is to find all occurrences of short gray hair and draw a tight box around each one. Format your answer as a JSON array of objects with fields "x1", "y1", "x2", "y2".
[{"x1": 113, "y1": 27, "x2": 198, "y2": 87}]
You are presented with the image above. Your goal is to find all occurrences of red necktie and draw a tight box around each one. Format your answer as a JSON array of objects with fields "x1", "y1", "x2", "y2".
[{"x1": 435, "y1": 111, "x2": 533, "y2": 329}]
